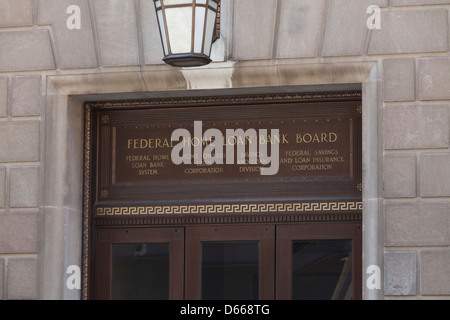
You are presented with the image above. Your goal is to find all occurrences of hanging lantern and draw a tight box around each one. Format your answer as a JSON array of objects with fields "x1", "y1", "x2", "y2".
[{"x1": 153, "y1": 0, "x2": 220, "y2": 67}]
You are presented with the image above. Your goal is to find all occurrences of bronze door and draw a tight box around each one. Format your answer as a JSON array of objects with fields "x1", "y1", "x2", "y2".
[
  {"x1": 93, "y1": 227, "x2": 184, "y2": 300},
  {"x1": 276, "y1": 223, "x2": 362, "y2": 300},
  {"x1": 185, "y1": 225, "x2": 275, "y2": 300},
  {"x1": 92, "y1": 223, "x2": 361, "y2": 300},
  {"x1": 86, "y1": 93, "x2": 363, "y2": 300}
]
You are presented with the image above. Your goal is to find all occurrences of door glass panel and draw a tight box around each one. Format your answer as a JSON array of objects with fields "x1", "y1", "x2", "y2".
[
  {"x1": 292, "y1": 240, "x2": 352, "y2": 300},
  {"x1": 201, "y1": 241, "x2": 259, "y2": 300},
  {"x1": 112, "y1": 243, "x2": 170, "y2": 300}
]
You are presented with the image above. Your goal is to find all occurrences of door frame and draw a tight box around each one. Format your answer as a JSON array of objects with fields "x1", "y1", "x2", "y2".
[
  {"x1": 276, "y1": 222, "x2": 362, "y2": 300},
  {"x1": 185, "y1": 224, "x2": 275, "y2": 300},
  {"x1": 93, "y1": 227, "x2": 185, "y2": 300}
]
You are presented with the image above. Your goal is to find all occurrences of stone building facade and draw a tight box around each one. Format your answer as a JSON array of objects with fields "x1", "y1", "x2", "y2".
[{"x1": 0, "y1": 0, "x2": 449, "y2": 300}]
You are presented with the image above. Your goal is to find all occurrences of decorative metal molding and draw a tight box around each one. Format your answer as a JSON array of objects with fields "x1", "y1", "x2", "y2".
[
  {"x1": 94, "y1": 212, "x2": 362, "y2": 227},
  {"x1": 81, "y1": 103, "x2": 92, "y2": 301},
  {"x1": 86, "y1": 91, "x2": 362, "y2": 110},
  {"x1": 96, "y1": 201, "x2": 363, "y2": 217},
  {"x1": 356, "y1": 182, "x2": 362, "y2": 192},
  {"x1": 100, "y1": 189, "x2": 109, "y2": 200},
  {"x1": 356, "y1": 105, "x2": 362, "y2": 115},
  {"x1": 101, "y1": 114, "x2": 110, "y2": 125}
]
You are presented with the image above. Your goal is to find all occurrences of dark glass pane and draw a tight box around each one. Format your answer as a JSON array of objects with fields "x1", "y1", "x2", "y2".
[
  {"x1": 112, "y1": 243, "x2": 169, "y2": 300},
  {"x1": 292, "y1": 240, "x2": 352, "y2": 300},
  {"x1": 201, "y1": 241, "x2": 259, "y2": 300}
]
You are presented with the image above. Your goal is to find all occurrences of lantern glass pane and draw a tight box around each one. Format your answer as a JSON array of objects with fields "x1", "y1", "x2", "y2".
[
  {"x1": 196, "y1": 0, "x2": 207, "y2": 4},
  {"x1": 157, "y1": 9, "x2": 169, "y2": 55},
  {"x1": 194, "y1": 6, "x2": 206, "y2": 53},
  {"x1": 209, "y1": 0, "x2": 218, "y2": 10},
  {"x1": 155, "y1": 0, "x2": 162, "y2": 9},
  {"x1": 163, "y1": 0, "x2": 193, "y2": 6},
  {"x1": 165, "y1": 7, "x2": 193, "y2": 54},
  {"x1": 203, "y1": 8, "x2": 216, "y2": 56}
]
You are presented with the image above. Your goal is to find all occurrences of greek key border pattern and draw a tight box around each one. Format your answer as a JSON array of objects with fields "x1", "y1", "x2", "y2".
[{"x1": 96, "y1": 201, "x2": 362, "y2": 216}]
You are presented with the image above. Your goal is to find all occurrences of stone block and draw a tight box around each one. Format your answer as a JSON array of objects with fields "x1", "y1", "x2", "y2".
[
  {"x1": 11, "y1": 76, "x2": 41, "y2": 117},
  {"x1": 0, "y1": 0, "x2": 32, "y2": 27},
  {"x1": 421, "y1": 251, "x2": 450, "y2": 295},
  {"x1": 275, "y1": 0, "x2": 326, "y2": 58},
  {"x1": 139, "y1": 0, "x2": 164, "y2": 65},
  {"x1": 0, "y1": 30, "x2": 55, "y2": 72},
  {"x1": 38, "y1": 0, "x2": 97, "y2": 69},
  {"x1": 0, "y1": 77, "x2": 7, "y2": 117},
  {"x1": 385, "y1": 203, "x2": 449, "y2": 246},
  {"x1": 0, "y1": 121, "x2": 39, "y2": 162},
  {"x1": 394, "y1": 0, "x2": 450, "y2": 5},
  {"x1": 384, "y1": 105, "x2": 449, "y2": 150},
  {"x1": 321, "y1": 0, "x2": 387, "y2": 57},
  {"x1": 384, "y1": 154, "x2": 416, "y2": 198},
  {"x1": 93, "y1": 0, "x2": 140, "y2": 66},
  {"x1": 10, "y1": 167, "x2": 39, "y2": 208},
  {"x1": 419, "y1": 58, "x2": 450, "y2": 100},
  {"x1": 383, "y1": 59, "x2": 415, "y2": 102},
  {"x1": 0, "y1": 213, "x2": 37, "y2": 254},
  {"x1": 0, "y1": 167, "x2": 5, "y2": 208},
  {"x1": 368, "y1": 9, "x2": 448, "y2": 55},
  {"x1": 7, "y1": 257, "x2": 37, "y2": 300},
  {"x1": 420, "y1": 153, "x2": 450, "y2": 197},
  {"x1": 384, "y1": 251, "x2": 416, "y2": 296},
  {"x1": 232, "y1": 0, "x2": 278, "y2": 60}
]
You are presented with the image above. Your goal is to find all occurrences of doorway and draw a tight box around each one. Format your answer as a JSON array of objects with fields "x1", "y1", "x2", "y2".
[
  {"x1": 92, "y1": 222, "x2": 361, "y2": 300},
  {"x1": 85, "y1": 92, "x2": 363, "y2": 300}
]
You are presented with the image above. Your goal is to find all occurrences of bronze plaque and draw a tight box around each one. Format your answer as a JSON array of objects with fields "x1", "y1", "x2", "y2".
[
  {"x1": 114, "y1": 117, "x2": 351, "y2": 182},
  {"x1": 91, "y1": 97, "x2": 362, "y2": 210}
]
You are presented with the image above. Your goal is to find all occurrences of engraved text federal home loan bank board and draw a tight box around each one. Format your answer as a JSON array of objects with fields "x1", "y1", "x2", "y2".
[{"x1": 89, "y1": 94, "x2": 362, "y2": 216}]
